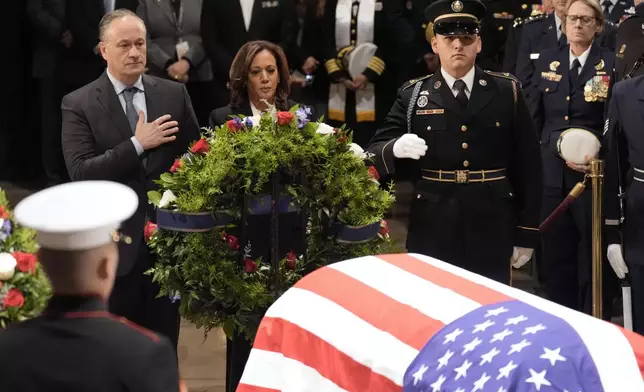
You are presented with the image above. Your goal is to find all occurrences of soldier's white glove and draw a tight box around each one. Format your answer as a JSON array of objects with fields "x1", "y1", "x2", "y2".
[
  {"x1": 511, "y1": 247, "x2": 534, "y2": 269},
  {"x1": 393, "y1": 134, "x2": 427, "y2": 160},
  {"x1": 607, "y1": 244, "x2": 628, "y2": 279}
]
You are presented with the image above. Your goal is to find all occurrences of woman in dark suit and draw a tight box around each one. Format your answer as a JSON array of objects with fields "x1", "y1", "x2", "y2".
[
  {"x1": 209, "y1": 40, "x2": 312, "y2": 392},
  {"x1": 527, "y1": 0, "x2": 615, "y2": 317},
  {"x1": 137, "y1": 0, "x2": 214, "y2": 126}
]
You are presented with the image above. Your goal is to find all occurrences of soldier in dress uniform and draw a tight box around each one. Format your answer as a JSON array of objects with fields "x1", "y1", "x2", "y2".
[
  {"x1": 604, "y1": 73, "x2": 644, "y2": 335},
  {"x1": 0, "y1": 181, "x2": 182, "y2": 392},
  {"x1": 366, "y1": 0, "x2": 542, "y2": 284},
  {"x1": 613, "y1": 1, "x2": 644, "y2": 80},
  {"x1": 527, "y1": 0, "x2": 615, "y2": 315},
  {"x1": 516, "y1": 0, "x2": 617, "y2": 98}
]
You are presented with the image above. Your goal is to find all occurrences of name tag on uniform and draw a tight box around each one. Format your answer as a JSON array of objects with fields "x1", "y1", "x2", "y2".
[
  {"x1": 530, "y1": 53, "x2": 540, "y2": 60},
  {"x1": 416, "y1": 109, "x2": 444, "y2": 115}
]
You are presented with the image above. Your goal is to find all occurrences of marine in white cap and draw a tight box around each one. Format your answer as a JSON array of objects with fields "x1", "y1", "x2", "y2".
[{"x1": 0, "y1": 181, "x2": 183, "y2": 392}]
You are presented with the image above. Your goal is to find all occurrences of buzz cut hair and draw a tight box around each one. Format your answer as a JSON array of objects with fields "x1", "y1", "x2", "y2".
[{"x1": 99, "y1": 8, "x2": 146, "y2": 42}]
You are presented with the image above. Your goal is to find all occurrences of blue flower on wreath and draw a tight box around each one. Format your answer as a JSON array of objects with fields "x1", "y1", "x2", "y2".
[
  {"x1": 233, "y1": 117, "x2": 244, "y2": 129},
  {"x1": 296, "y1": 106, "x2": 312, "y2": 129},
  {"x1": 0, "y1": 219, "x2": 10, "y2": 243},
  {"x1": 244, "y1": 117, "x2": 254, "y2": 128},
  {"x1": 170, "y1": 291, "x2": 181, "y2": 303}
]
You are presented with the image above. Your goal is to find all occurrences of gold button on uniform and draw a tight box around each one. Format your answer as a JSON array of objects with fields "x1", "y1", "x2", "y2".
[
  {"x1": 462, "y1": 143, "x2": 469, "y2": 149},
  {"x1": 564, "y1": 115, "x2": 569, "y2": 120},
  {"x1": 566, "y1": 96, "x2": 570, "y2": 101},
  {"x1": 461, "y1": 125, "x2": 467, "y2": 132},
  {"x1": 522, "y1": 4, "x2": 528, "y2": 9},
  {"x1": 422, "y1": 23, "x2": 427, "y2": 29},
  {"x1": 498, "y1": 26, "x2": 504, "y2": 31},
  {"x1": 545, "y1": 88, "x2": 550, "y2": 92},
  {"x1": 351, "y1": 29, "x2": 355, "y2": 33},
  {"x1": 463, "y1": 160, "x2": 470, "y2": 167},
  {"x1": 495, "y1": 121, "x2": 500, "y2": 127}
]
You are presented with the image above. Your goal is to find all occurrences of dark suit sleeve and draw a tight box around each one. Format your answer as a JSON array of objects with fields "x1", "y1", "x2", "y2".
[
  {"x1": 200, "y1": 0, "x2": 233, "y2": 83},
  {"x1": 134, "y1": 339, "x2": 181, "y2": 392},
  {"x1": 180, "y1": 84, "x2": 202, "y2": 139},
  {"x1": 365, "y1": 86, "x2": 409, "y2": 177},
  {"x1": 26, "y1": 0, "x2": 65, "y2": 42},
  {"x1": 603, "y1": 85, "x2": 627, "y2": 245},
  {"x1": 510, "y1": 84, "x2": 543, "y2": 247},
  {"x1": 67, "y1": 0, "x2": 101, "y2": 53},
  {"x1": 61, "y1": 94, "x2": 142, "y2": 181}
]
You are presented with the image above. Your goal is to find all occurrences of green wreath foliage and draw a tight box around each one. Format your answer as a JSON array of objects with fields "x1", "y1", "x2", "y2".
[
  {"x1": 0, "y1": 189, "x2": 52, "y2": 328},
  {"x1": 146, "y1": 105, "x2": 398, "y2": 340}
]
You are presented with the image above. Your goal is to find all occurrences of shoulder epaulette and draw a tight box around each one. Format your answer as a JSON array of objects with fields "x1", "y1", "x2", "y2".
[
  {"x1": 402, "y1": 74, "x2": 432, "y2": 91},
  {"x1": 523, "y1": 13, "x2": 548, "y2": 25},
  {"x1": 484, "y1": 70, "x2": 520, "y2": 83}
]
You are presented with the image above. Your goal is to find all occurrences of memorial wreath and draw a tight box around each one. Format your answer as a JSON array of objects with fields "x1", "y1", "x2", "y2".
[
  {"x1": 146, "y1": 105, "x2": 397, "y2": 340},
  {"x1": 0, "y1": 189, "x2": 51, "y2": 328}
]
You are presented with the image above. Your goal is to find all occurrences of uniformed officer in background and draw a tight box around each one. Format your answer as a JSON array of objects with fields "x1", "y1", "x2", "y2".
[
  {"x1": 604, "y1": 73, "x2": 644, "y2": 334},
  {"x1": 0, "y1": 181, "x2": 182, "y2": 392},
  {"x1": 516, "y1": 0, "x2": 548, "y2": 18},
  {"x1": 516, "y1": 0, "x2": 618, "y2": 98},
  {"x1": 600, "y1": 0, "x2": 634, "y2": 23},
  {"x1": 613, "y1": 0, "x2": 644, "y2": 80},
  {"x1": 367, "y1": 0, "x2": 542, "y2": 284}
]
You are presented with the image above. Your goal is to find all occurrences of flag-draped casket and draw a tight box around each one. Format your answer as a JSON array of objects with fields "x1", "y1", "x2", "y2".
[{"x1": 238, "y1": 253, "x2": 644, "y2": 391}]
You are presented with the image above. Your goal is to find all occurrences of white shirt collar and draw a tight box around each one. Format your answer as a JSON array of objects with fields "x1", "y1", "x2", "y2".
[
  {"x1": 249, "y1": 101, "x2": 262, "y2": 117},
  {"x1": 554, "y1": 12, "x2": 563, "y2": 31},
  {"x1": 441, "y1": 65, "x2": 476, "y2": 94},
  {"x1": 106, "y1": 69, "x2": 145, "y2": 95},
  {"x1": 570, "y1": 44, "x2": 592, "y2": 69},
  {"x1": 606, "y1": 0, "x2": 618, "y2": 7}
]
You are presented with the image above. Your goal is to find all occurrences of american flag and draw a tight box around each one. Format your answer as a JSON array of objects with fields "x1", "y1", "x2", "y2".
[{"x1": 237, "y1": 253, "x2": 644, "y2": 391}]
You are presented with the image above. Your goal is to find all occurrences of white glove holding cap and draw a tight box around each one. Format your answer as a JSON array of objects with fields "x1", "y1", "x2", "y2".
[
  {"x1": 511, "y1": 247, "x2": 534, "y2": 269},
  {"x1": 393, "y1": 133, "x2": 428, "y2": 160},
  {"x1": 607, "y1": 244, "x2": 628, "y2": 279}
]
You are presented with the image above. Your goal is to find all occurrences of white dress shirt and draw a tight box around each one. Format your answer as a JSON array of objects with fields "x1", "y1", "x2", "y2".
[
  {"x1": 569, "y1": 44, "x2": 592, "y2": 70},
  {"x1": 554, "y1": 13, "x2": 563, "y2": 40},
  {"x1": 250, "y1": 101, "x2": 262, "y2": 117},
  {"x1": 441, "y1": 66, "x2": 476, "y2": 99},
  {"x1": 106, "y1": 70, "x2": 147, "y2": 156},
  {"x1": 240, "y1": 0, "x2": 255, "y2": 31}
]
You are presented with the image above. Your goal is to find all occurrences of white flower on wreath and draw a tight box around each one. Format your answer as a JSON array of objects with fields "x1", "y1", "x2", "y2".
[
  {"x1": 0, "y1": 252, "x2": 17, "y2": 281},
  {"x1": 315, "y1": 123, "x2": 334, "y2": 135},
  {"x1": 158, "y1": 190, "x2": 177, "y2": 208}
]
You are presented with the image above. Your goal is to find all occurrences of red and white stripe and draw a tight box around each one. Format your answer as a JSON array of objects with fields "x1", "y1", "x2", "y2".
[{"x1": 238, "y1": 253, "x2": 644, "y2": 392}]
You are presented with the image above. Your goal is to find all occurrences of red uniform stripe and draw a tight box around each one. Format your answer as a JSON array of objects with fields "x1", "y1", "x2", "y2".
[
  {"x1": 295, "y1": 266, "x2": 445, "y2": 349},
  {"x1": 253, "y1": 317, "x2": 401, "y2": 392},
  {"x1": 378, "y1": 254, "x2": 512, "y2": 305}
]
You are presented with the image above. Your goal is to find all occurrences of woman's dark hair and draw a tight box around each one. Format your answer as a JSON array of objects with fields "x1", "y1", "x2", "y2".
[{"x1": 228, "y1": 40, "x2": 291, "y2": 110}]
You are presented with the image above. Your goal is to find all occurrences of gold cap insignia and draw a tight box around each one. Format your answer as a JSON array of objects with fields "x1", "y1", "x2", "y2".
[
  {"x1": 620, "y1": 44, "x2": 626, "y2": 54},
  {"x1": 550, "y1": 61, "x2": 560, "y2": 71},
  {"x1": 451, "y1": 0, "x2": 463, "y2": 12},
  {"x1": 595, "y1": 59, "x2": 605, "y2": 70}
]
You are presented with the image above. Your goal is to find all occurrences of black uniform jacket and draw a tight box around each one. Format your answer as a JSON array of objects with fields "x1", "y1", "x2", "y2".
[
  {"x1": 367, "y1": 67, "x2": 542, "y2": 248},
  {"x1": 0, "y1": 295, "x2": 180, "y2": 392},
  {"x1": 528, "y1": 43, "x2": 615, "y2": 189},
  {"x1": 614, "y1": 4, "x2": 644, "y2": 81}
]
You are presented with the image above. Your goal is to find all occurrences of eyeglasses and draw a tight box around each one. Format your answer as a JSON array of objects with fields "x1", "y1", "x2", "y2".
[{"x1": 565, "y1": 14, "x2": 598, "y2": 26}]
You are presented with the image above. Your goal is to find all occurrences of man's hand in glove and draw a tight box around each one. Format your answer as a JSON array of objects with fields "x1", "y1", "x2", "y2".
[
  {"x1": 511, "y1": 247, "x2": 534, "y2": 269},
  {"x1": 393, "y1": 134, "x2": 427, "y2": 160},
  {"x1": 607, "y1": 244, "x2": 628, "y2": 279}
]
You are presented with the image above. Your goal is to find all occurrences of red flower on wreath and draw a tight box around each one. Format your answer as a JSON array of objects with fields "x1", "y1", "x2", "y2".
[
  {"x1": 190, "y1": 138, "x2": 210, "y2": 155},
  {"x1": 286, "y1": 250, "x2": 297, "y2": 270},
  {"x1": 0, "y1": 206, "x2": 9, "y2": 220},
  {"x1": 144, "y1": 221, "x2": 158, "y2": 243},
  {"x1": 3, "y1": 288, "x2": 25, "y2": 308},
  {"x1": 277, "y1": 111, "x2": 294, "y2": 126},
  {"x1": 368, "y1": 166, "x2": 380, "y2": 180},
  {"x1": 379, "y1": 220, "x2": 390, "y2": 237},
  {"x1": 226, "y1": 119, "x2": 242, "y2": 132},
  {"x1": 244, "y1": 258, "x2": 258, "y2": 273},
  {"x1": 170, "y1": 159, "x2": 182, "y2": 173},
  {"x1": 12, "y1": 252, "x2": 37, "y2": 274},
  {"x1": 227, "y1": 235, "x2": 239, "y2": 251},
  {"x1": 334, "y1": 128, "x2": 348, "y2": 143}
]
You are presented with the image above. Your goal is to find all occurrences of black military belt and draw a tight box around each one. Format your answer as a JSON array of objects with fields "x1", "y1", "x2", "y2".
[
  {"x1": 634, "y1": 167, "x2": 644, "y2": 183},
  {"x1": 422, "y1": 168, "x2": 507, "y2": 184}
]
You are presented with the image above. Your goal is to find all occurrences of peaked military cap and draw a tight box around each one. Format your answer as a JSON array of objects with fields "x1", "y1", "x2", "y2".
[{"x1": 425, "y1": 0, "x2": 487, "y2": 36}]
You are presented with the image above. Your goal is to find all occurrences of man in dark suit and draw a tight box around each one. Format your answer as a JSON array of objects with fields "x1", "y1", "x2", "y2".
[
  {"x1": 600, "y1": 0, "x2": 634, "y2": 23},
  {"x1": 367, "y1": 0, "x2": 542, "y2": 284},
  {"x1": 200, "y1": 0, "x2": 298, "y2": 107},
  {"x1": 1, "y1": 180, "x2": 181, "y2": 392},
  {"x1": 27, "y1": 0, "x2": 68, "y2": 186},
  {"x1": 61, "y1": 9, "x2": 201, "y2": 350}
]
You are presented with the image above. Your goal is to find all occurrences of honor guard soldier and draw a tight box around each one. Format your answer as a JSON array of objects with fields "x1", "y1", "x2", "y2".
[
  {"x1": 0, "y1": 181, "x2": 182, "y2": 392},
  {"x1": 613, "y1": 1, "x2": 644, "y2": 80},
  {"x1": 604, "y1": 74, "x2": 644, "y2": 334},
  {"x1": 367, "y1": 0, "x2": 542, "y2": 284}
]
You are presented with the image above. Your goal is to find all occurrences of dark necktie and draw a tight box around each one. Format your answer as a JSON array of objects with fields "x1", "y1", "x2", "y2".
[
  {"x1": 454, "y1": 79, "x2": 468, "y2": 108},
  {"x1": 123, "y1": 87, "x2": 139, "y2": 132},
  {"x1": 570, "y1": 58, "x2": 581, "y2": 87},
  {"x1": 602, "y1": 0, "x2": 612, "y2": 18}
]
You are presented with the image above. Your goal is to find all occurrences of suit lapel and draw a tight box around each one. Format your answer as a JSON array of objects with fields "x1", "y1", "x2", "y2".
[
  {"x1": 465, "y1": 67, "x2": 498, "y2": 120},
  {"x1": 96, "y1": 73, "x2": 136, "y2": 141},
  {"x1": 574, "y1": 44, "x2": 600, "y2": 91},
  {"x1": 142, "y1": 75, "x2": 165, "y2": 173},
  {"x1": 154, "y1": 0, "x2": 177, "y2": 26},
  {"x1": 248, "y1": 0, "x2": 263, "y2": 36},
  {"x1": 427, "y1": 72, "x2": 462, "y2": 116}
]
